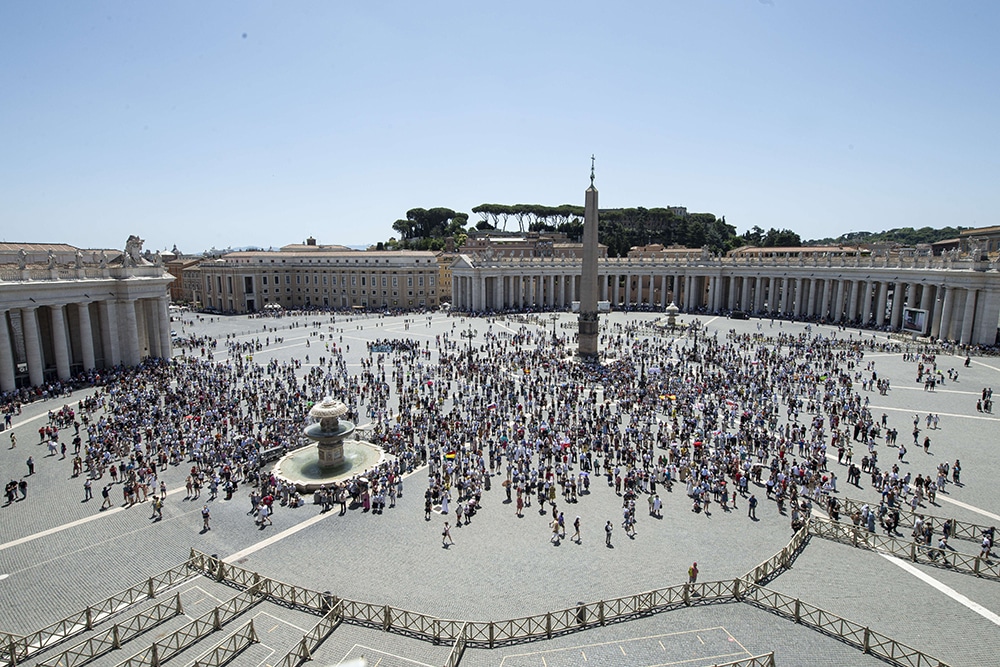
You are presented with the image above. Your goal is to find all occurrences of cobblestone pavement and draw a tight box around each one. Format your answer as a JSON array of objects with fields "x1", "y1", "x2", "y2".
[{"x1": 1, "y1": 311, "x2": 998, "y2": 666}]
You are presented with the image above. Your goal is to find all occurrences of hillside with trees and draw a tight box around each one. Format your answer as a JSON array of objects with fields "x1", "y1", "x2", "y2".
[
  {"x1": 806, "y1": 227, "x2": 967, "y2": 246},
  {"x1": 380, "y1": 204, "x2": 964, "y2": 257}
]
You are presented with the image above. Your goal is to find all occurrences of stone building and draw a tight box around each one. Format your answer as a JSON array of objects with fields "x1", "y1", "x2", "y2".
[
  {"x1": 451, "y1": 246, "x2": 1000, "y2": 345},
  {"x1": 0, "y1": 238, "x2": 175, "y2": 391},
  {"x1": 197, "y1": 239, "x2": 440, "y2": 313}
]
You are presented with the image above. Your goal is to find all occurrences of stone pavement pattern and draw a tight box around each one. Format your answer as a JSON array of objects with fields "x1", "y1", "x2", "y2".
[{"x1": 1, "y1": 311, "x2": 998, "y2": 666}]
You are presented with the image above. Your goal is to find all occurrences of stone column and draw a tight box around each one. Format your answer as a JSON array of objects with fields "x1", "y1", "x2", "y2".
[
  {"x1": 876, "y1": 282, "x2": 889, "y2": 326},
  {"x1": 158, "y1": 296, "x2": 172, "y2": 359},
  {"x1": 741, "y1": 277, "x2": 751, "y2": 312},
  {"x1": 846, "y1": 281, "x2": 859, "y2": 322},
  {"x1": 960, "y1": 289, "x2": 978, "y2": 345},
  {"x1": 907, "y1": 283, "x2": 919, "y2": 308},
  {"x1": 860, "y1": 281, "x2": 872, "y2": 324},
  {"x1": 98, "y1": 300, "x2": 120, "y2": 366},
  {"x1": 50, "y1": 304, "x2": 71, "y2": 380},
  {"x1": 807, "y1": 279, "x2": 818, "y2": 317},
  {"x1": 754, "y1": 277, "x2": 765, "y2": 313},
  {"x1": 22, "y1": 307, "x2": 44, "y2": 386},
  {"x1": 0, "y1": 311, "x2": 15, "y2": 391},
  {"x1": 938, "y1": 287, "x2": 955, "y2": 341},
  {"x1": 794, "y1": 278, "x2": 805, "y2": 317},
  {"x1": 77, "y1": 303, "x2": 96, "y2": 371},
  {"x1": 974, "y1": 288, "x2": 1000, "y2": 345},
  {"x1": 781, "y1": 278, "x2": 792, "y2": 314},
  {"x1": 122, "y1": 298, "x2": 141, "y2": 366},
  {"x1": 889, "y1": 281, "x2": 905, "y2": 329},
  {"x1": 929, "y1": 286, "x2": 946, "y2": 340},
  {"x1": 919, "y1": 284, "x2": 933, "y2": 312}
]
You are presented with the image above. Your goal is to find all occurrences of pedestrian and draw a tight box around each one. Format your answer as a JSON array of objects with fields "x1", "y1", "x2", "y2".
[
  {"x1": 26, "y1": 456, "x2": 34, "y2": 476},
  {"x1": 83, "y1": 478, "x2": 92, "y2": 501},
  {"x1": 101, "y1": 484, "x2": 112, "y2": 509},
  {"x1": 201, "y1": 504, "x2": 211, "y2": 531},
  {"x1": 748, "y1": 494, "x2": 758, "y2": 520},
  {"x1": 9, "y1": 433, "x2": 15, "y2": 449},
  {"x1": 442, "y1": 521, "x2": 454, "y2": 546},
  {"x1": 688, "y1": 562, "x2": 699, "y2": 584},
  {"x1": 572, "y1": 516, "x2": 581, "y2": 543},
  {"x1": 257, "y1": 503, "x2": 272, "y2": 526},
  {"x1": 605, "y1": 520, "x2": 613, "y2": 547}
]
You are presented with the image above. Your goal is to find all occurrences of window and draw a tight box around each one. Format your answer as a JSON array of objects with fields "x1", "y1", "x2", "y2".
[
  {"x1": 351, "y1": 276, "x2": 356, "y2": 286},
  {"x1": 392, "y1": 276, "x2": 398, "y2": 287},
  {"x1": 381, "y1": 276, "x2": 387, "y2": 287},
  {"x1": 418, "y1": 276, "x2": 424, "y2": 287},
  {"x1": 407, "y1": 277, "x2": 413, "y2": 287},
  {"x1": 361, "y1": 276, "x2": 366, "y2": 286},
  {"x1": 262, "y1": 276, "x2": 268, "y2": 286}
]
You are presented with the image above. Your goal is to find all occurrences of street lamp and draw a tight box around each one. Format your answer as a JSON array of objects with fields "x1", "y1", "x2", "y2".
[
  {"x1": 461, "y1": 326, "x2": 477, "y2": 354},
  {"x1": 549, "y1": 312, "x2": 559, "y2": 345}
]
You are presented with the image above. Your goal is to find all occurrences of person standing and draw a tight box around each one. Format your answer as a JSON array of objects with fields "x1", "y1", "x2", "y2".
[
  {"x1": 748, "y1": 494, "x2": 758, "y2": 520},
  {"x1": 201, "y1": 505, "x2": 211, "y2": 531},
  {"x1": 83, "y1": 478, "x2": 93, "y2": 501},
  {"x1": 572, "y1": 516, "x2": 581, "y2": 543},
  {"x1": 26, "y1": 456, "x2": 34, "y2": 476},
  {"x1": 442, "y1": 521, "x2": 454, "y2": 546},
  {"x1": 605, "y1": 520, "x2": 613, "y2": 547},
  {"x1": 9, "y1": 433, "x2": 15, "y2": 449},
  {"x1": 688, "y1": 562, "x2": 699, "y2": 584}
]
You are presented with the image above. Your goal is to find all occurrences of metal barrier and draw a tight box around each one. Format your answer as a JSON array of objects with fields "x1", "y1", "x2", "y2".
[
  {"x1": 712, "y1": 653, "x2": 775, "y2": 667},
  {"x1": 836, "y1": 496, "x2": 992, "y2": 544},
  {"x1": 2, "y1": 561, "x2": 195, "y2": 667},
  {"x1": 743, "y1": 584, "x2": 946, "y2": 667},
  {"x1": 114, "y1": 587, "x2": 263, "y2": 667},
  {"x1": 809, "y1": 516, "x2": 1000, "y2": 580},
  {"x1": 275, "y1": 604, "x2": 343, "y2": 667},
  {"x1": 36, "y1": 595, "x2": 183, "y2": 667},
  {"x1": 190, "y1": 620, "x2": 259, "y2": 667}
]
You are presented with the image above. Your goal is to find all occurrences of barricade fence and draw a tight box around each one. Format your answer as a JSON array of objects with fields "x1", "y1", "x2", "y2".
[
  {"x1": 6, "y1": 548, "x2": 948, "y2": 667},
  {"x1": 742, "y1": 583, "x2": 946, "y2": 667},
  {"x1": 275, "y1": 604, "x2": 343, "y2": 667},
  {"x1": 740, "y1": 525, "x2": 809, "y2": 586},
  {"x1": 712, "y1": 653, "x2": 775, "y2": 667},
  {"x1": 37, "y1": 595, "x2": 183, "y2": 667},
  {"x1": 808, "y1": 516, "x2": 1000, "y2": 580},
  {"x1": 836, "y1": 496, "x2": 991, "y2": 544},
  {"x1": 191, "y1": 620, "x2": 259, "y2": 667},
  {"x1": 3, "y1": 561, "x2": 195, "y2": 667},
  {"x1": 443, "y1": 623, "x2": 468, "y2": 667},
  {"x1": 114, "y1": 587, "x2": 263, "y2": 667}
]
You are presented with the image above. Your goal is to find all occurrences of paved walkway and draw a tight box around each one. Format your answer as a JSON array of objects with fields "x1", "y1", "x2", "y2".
[{"x1": 1, "y1": 311, "x2": 998, "y2": 666}]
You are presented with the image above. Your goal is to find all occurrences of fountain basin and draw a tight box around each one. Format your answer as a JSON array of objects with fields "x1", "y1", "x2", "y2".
[{"x1": 272, "y1": 439, "x2": 391, "y2": 492}]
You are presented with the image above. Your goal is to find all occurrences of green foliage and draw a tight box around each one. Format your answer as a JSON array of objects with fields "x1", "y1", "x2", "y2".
[
  {"x1": 807, "y1": 226, "x2": 967, "y2": 246},
  {"x1": 389, "y1": 207, "x2": 469, "y2": 250}
]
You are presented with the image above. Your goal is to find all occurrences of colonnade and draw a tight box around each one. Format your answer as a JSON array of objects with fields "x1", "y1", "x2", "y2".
[
  {"x1": 0, "y1": 296, "x2": 172, "y2": 392},
  {"x1": 451, "y1": 260, "x2": 1000, "y2": 346}
]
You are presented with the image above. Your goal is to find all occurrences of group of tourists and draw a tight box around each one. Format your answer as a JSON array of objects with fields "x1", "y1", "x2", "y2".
[{"x1": 0, "y1": 309, "x2": 987, "y2": 566}]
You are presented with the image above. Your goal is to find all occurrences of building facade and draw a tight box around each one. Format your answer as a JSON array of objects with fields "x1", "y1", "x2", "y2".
[
  {"x1": 198, "y1": 240, "x2": 441, "y2": 313},
  {"x1": 0, "y1": 240, "x2": 175, "y2": 391},
  {"x1": 451, "y1": 249, "x2": 1000, "y2": 345}
]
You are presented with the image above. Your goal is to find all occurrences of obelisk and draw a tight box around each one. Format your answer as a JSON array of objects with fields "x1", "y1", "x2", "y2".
[{"x1": 577, "y1": 156, "x2": 599, "y2": 358}]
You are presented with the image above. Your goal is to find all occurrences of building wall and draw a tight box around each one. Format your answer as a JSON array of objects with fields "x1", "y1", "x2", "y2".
[
  {"x1": 0, "y1": 246, "x2": 174, "y2": 391},
  {"x1": 198, "y1": 249, "x2": 440, "y2": 313}
]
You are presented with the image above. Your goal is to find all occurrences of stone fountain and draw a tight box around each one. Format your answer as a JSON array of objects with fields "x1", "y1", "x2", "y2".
[{"x1": 273, "y1": 397, "x2": 389, "y2": 492}]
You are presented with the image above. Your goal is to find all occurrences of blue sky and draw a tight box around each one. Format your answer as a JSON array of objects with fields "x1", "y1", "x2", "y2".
[{"x1": 2, "y1": 1, "x2": 997, "y2": 253}]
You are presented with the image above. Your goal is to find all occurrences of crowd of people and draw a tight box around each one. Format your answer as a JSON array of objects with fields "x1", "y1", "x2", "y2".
[{"x1": 1, "y1": 310, "x2": 991, "y2": 564}]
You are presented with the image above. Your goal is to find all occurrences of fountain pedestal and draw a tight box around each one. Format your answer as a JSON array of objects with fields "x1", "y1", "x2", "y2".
[{"x1": 272, "y1": 396, "x2": 389, "y2": 493}]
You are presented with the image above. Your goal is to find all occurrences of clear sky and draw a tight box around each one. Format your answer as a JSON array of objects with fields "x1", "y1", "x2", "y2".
[{"x1": 2, "y1": 1, "x2": 997, "y2": 253}]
